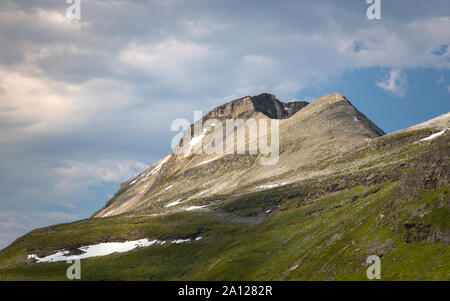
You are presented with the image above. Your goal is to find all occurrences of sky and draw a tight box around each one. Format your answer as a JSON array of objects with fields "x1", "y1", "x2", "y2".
[{"x1": 0, "y1": 0, "x2": 449, "y2": 248}]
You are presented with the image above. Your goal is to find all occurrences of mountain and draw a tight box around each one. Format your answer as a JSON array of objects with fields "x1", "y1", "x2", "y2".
[
  {"x1": 0, "y1": 93, "x2": 448, "y2": 280},
  {"x1": 93, "y1": 92, "x2": 385, "y2": 218},
  {"x1": 204, "y1": 93, "x2": 308, "y2": 119}
]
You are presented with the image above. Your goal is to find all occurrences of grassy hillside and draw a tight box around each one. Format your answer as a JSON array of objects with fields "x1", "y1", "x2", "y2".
[{"x1": 0, "y1": 129, "x2": 448, "y2": 280}]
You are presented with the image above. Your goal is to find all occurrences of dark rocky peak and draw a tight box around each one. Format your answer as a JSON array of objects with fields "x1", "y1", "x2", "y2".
[
  {"x1": 205, "y1": 93, "x2": 308, "y2": 120},
  {"x1": 283, "y1": 100, "x2": 309, "y2": 117}
]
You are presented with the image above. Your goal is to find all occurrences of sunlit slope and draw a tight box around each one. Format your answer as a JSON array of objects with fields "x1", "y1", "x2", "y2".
[
  {"x1": 0, "y1": 123, "x2": 448, "y2": 280},
  {"x1": 93, "y1": 93, "x2": 387, "y2": 218}
]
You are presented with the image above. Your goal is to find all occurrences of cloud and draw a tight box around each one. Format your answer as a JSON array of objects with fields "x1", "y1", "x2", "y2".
[
  {"x1": 0, "y1": 157, "x2": 148, "y2": 248},
  {"x1": 118, "y1": 40, "x2": 215, "y2": 75},
  {"x1": 54, "y1": 159, "x2": 148, "y2": 192},
  {"x1": 376, "y1": 69, "x2": 408, "y2": 97},
  {"x1": 0, "y1": 68, "x2": 144, "y2": 145},
  {"x1": 431, "y1": 43, "x2": 449, "y2": 56}
]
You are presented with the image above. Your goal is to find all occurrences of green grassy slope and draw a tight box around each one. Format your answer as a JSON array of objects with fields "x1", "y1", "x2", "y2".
[
  {"x1": 0, "y1": 183, "x2": 448, "y2": 280},
  {"x1": 0, "y1": 130, "x2": 448, "y2": 280}
]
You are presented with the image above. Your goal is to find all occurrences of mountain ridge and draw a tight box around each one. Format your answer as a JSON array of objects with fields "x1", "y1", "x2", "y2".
[
  {"x1": 1, "y1": 92, "x2": 448, "y2": 281},
  {"x1": 93, "y1": 92, "x2": 387, "y2": 218},
  {"x1": 204, "y1": 92, "x2": 308, "y2": 120}
]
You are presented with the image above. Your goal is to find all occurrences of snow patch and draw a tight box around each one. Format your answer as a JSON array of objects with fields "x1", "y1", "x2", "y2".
[
  {"x1": 420, "y1": 129, "x2": 448, "y2": 142},
  {"x1": 195, "y1": 157, "x2": 219, "y2": 167},
  {"x1": 184, "y1": 205, "x2": 207, "y2": 211},
  {"x1": 128, "y1": 155, "x2": 171, "y2": 188},
  {"x1": 28, "y1": 236, "x2": 203, "y2": 263},
  {"x1": 191, "y1": 190, "x2": 209, "y2": 199},
  {"x1": 102, "y1": 210, "x2": 115, "y2": 217},
  {"x1": 28, "y1": 239, "x2": 163, "y2": 263},
  {"x1": 172, "y1": 239, "x2": 190, "y2": 244},
  {"x1": 164, "y1": 185, "x2": 173, "y2": 191},
  {"x1": 148, "y1": 155, "x2": 171, "y2": 176},
  {"x1": 256, "y1": 182, "x2": 289, "y2": 190},
  {"x1": 184, "y1": 129, "x2": 207, "y2": 157},
  {"x1": 166, "y1": 199, "x2": 182, "y2": 208}
]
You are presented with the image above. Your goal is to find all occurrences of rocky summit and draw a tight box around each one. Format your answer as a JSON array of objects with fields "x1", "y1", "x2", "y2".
[
  {"x1": 0, "y1": 92, "x2": 448, "y2": 280},
  {"x1": 93, "y1": 92, "x2": 386, "y2": 218}
]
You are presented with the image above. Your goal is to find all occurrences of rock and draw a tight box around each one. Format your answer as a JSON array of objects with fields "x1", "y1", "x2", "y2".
[
  {"x1": 427, "y1": 227, "x2": 450, "y2": 244},
  {"x1": 396, "y1": 132, "x2": 449, "y2": 198}
]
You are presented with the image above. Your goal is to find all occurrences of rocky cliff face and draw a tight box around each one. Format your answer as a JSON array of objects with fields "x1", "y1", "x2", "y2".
[
  {"x1": 205, "y1": 93, "x2": 308, "y2": 120},
  {"x1": 283, "y1": 100, "x2": 309, "y2": 117},
  {"x1": 396, "y1": 131, "x2": 449, "y2": 197}
]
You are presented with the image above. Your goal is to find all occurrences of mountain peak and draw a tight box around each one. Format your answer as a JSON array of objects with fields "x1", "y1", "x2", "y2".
[
  {"x1": 93, "y1": 91, "x2": 386, "y2": 218},
  {"x1": 285, "y1": 92, "x2": 385, "y2": 138},
  {"x1": 205, "y1": 93, "x2": 308, "y2": 120},
  {"x1": 309, "y1": 92, "x2": 350, "y2": 108}
]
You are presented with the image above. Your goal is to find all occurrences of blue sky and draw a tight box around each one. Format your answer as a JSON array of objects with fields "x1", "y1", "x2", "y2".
[{"x1": 0, "y1": 0, "x2": 449, "y2": 248}]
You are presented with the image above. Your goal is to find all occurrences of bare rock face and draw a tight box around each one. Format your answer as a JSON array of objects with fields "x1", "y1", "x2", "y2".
[
  {"x1": 251, "y1": 93, "x2": 307, "y2": 119},
  {"x1": 283, "y1": 100, "x2": 309, "y2": 117},
  {"x1": 205, "y1": 93, "x2": 308, "y2": 120},
  {"x1": 206, "y1": 96, "x2": 256, "y2": 119},
  {"x1": 427, "y1": 227, "x2": 450, "y2": 244},
  {"x1": 396, "y1": 132, "x2": 449, "y2": 198},
  {"x1": 403, "y1": 222, "x2": 450, "y2": 244},
  {"x1": 94, "y1": 92, "x2": 391, "y2": 218}
]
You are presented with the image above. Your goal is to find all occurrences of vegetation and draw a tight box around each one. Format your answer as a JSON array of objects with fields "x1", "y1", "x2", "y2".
[{"x1": 0, "y1": 94, "x2": 448, "y2": 280}]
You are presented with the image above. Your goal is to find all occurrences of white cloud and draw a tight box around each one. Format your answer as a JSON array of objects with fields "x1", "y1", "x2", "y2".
[
  {"x1": 0, "y1": 69, "x2": 138, "y2": 143},
  {"x1": 376, "y1": 69, "x2": 408, "y2": 97},
  {"x1": 447, "y1": 85, "x2": 450, "y2": 93},
  {"x1": 0, "y1": 70, "x2": 83, "y2": 136},
  {"x1": 54, "y1": 160, "x2": 148, "y2": 192},
  {"x1": 118, "y1": 39, "x2": 216, "y2": 79}
]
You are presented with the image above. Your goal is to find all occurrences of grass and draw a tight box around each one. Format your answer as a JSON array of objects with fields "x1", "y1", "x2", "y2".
[
  {"x1": 0, "y1": 181, "x2": 448, "y2": 280},
  {"x1": 0, "y1": 128, "x2": 448, "y2": 280}
]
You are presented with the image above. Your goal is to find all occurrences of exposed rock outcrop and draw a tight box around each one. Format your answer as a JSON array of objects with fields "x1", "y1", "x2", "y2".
[
  {"x1": 205, "y1": 93, "x2": 308, "y2": 120},
  {"x1": 396, "y1": 132, "x2": 449, "y2": 198}
]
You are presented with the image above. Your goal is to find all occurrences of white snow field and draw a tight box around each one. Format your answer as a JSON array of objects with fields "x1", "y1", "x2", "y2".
[{"x1": 28, "y1": 236, "x2": 202, "y2": 263}]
